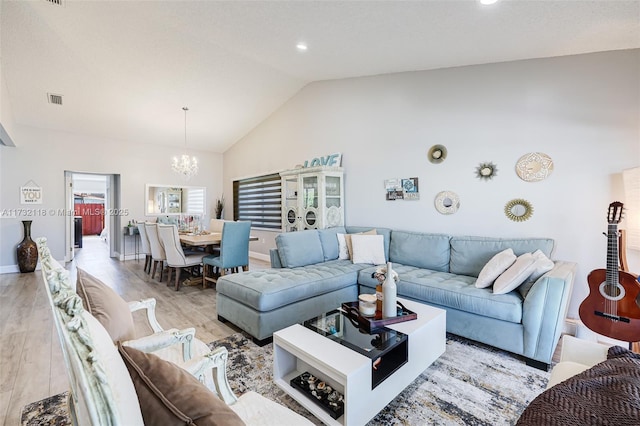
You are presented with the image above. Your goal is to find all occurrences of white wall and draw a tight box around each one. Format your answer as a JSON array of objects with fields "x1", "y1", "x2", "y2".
[
  {"x1": 0, "y1": 125, "x2": 223, "y2": 269},
  {"x1": 224, "y1": 49, "x2": 640, "y2": 320}
]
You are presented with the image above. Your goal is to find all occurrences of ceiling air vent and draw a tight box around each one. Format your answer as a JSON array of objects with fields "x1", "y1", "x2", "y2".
[
  {"x1": 44, "y1": 0, "x2": 65, "y2": 6},
  {"x1": 47, "y1": 93, "x2": 63, "y2": 105}
]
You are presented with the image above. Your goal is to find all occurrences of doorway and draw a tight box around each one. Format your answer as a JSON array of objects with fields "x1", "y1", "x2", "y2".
[{"x1": 64, "y1": 171, "x2": 122, "y2": 262}]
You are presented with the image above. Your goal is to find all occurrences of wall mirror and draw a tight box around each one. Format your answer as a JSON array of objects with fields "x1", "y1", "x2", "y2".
[
  {"x1": 145, "y1": 184, "x2": 206, "y2": 216},
  {"x1": 504, "y1": 198, "x2": 533, "y2": 222}
]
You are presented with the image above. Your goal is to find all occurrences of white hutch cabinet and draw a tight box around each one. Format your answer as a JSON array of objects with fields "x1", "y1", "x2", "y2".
[{"x1": 280, "y1": 166, "x2": 344, "y2": 232}]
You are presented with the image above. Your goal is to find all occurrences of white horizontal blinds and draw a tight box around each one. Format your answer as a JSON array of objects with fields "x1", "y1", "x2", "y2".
[
  {"x1": 623, "y1": 167, "x2": 640, "y2": 250},
  {"x1": 233, "y1": 173, "x2": 281, "y2": 229},
  {"x1": 185, "y1": 188, "x2": 205, "y2": 214}
]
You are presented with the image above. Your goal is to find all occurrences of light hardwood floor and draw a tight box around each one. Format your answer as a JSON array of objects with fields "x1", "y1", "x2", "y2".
[{"x1": 0, "y1": 235, "x2": 267, "y2": 426}]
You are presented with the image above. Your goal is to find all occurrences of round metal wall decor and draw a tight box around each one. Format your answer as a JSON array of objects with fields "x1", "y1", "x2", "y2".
[
  {"x1": 504, "y1": 199, "x2": 534, "y2": 222},
  {"x1": 434, "y1": 191, "x2": 460, "y2": 215},
  {"x1": 515, "y1": 152, "x2": 553, "y2": 182},
  {"x1": 475, "y1": 162, "x2": 498, "y2": 181},
  {"x1": 427, "y1": 145, "x2": 448, "y2": 164}
]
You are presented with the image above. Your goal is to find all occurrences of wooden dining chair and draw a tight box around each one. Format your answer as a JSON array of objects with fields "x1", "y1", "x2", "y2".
[
  {"x1": 203, "y1": 221, "x2": 251, "y2": 288},
  {"x1": 158, "y1": 224, "x2": 206, "y2": 291},
  {"x1": 144, "y1": 222, "x2": 167, "y2": 282}
]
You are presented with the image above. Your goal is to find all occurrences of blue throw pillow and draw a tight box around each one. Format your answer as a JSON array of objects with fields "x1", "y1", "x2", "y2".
[
  {"x1": 276, "y1": 230, "x2": 325, "y2": 268},
  {"x1": 317, "y1": 227, "x2": 346, "y2": 261}
]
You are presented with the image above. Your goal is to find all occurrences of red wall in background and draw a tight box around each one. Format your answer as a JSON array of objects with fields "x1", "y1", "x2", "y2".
[{"x1": 74, "y1": 203, "x2": 104, "y2": 235}]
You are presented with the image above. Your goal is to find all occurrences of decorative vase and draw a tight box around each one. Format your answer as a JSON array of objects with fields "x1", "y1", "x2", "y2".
[
  {"x1": 382, "y1": 262, "x2": 397, "y2": 318},
  {"x1": 17, "y1": 220, "x2": 38, "y2": 273}
]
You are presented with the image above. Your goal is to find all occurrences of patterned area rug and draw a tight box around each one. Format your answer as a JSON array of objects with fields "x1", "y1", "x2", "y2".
[{"x1": 21, "y1": 333, "x2": 549, "y2": 425}]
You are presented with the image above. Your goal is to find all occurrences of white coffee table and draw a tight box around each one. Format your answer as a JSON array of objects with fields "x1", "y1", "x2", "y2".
[{"x1": 273, "y1": 298, "x2": 446, "y2": 426}]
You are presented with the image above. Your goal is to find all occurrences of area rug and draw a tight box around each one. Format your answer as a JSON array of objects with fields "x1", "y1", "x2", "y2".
[{"x1": 21, "y1": 333, "x2": 549, "y2": 425}]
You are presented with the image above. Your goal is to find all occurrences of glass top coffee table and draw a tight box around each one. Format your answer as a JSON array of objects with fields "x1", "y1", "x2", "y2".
[{"x1": 273, "y1": 298, "x2": 446, "y2": 426}]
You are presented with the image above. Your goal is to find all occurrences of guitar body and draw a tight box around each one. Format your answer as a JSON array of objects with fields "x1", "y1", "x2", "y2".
[
  {"x1": 579, "y1": 269, "x2": 640, "y2": 342},
  {"x1": 579, "y1": 202, "x2": 640, "y2": 342}
]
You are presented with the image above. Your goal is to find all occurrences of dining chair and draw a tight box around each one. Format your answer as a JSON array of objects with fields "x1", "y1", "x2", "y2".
[
  {"x1": 203, "y1": 221, "x2": 251, "y2": 289},
  {"x1": 208, "y1": 218, "x2": 227, "y2": 256},
  {"x1": 158, "y1": 224, "x2": 206, "y2": 291},
  {"x1": 137, "y1": 223, "x2": 152, "y2": 274},
  {"x1": 209, "y1": 218, "x2": 226, "y2": 233},
  {"x1": 144, "y1": 222, "x2": 167, "y2": 282}
]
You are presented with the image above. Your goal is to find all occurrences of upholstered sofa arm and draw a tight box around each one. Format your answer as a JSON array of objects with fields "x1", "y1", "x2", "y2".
[
  {"x1": 122, "y1": 327, "x2": 196, "y2": 361},
  {"x1": 522, "y1": 260, "x2": 577, "y2": 365},
  {"x1": 269, "y1": 248, "x2": 283, "y2": 268},
  {"x1": 546, "y1": 335, "x2": 610, "y2": 388},
  {"x1": 128, "y1": 298, "x2": 164, "y2": 333},
  {"x1": 559, "y1": 334, "x2": 609, "y2": 365}
]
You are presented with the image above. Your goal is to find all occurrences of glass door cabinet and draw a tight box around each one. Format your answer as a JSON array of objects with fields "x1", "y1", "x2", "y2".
[{"x1": 280, "y1": 166, "x2": 344, "y2": 231}]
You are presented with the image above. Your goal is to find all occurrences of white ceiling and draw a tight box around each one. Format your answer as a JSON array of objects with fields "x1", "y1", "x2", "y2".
[{"x1": 2, "y1": 1, "x2": 639, "y2": 153}]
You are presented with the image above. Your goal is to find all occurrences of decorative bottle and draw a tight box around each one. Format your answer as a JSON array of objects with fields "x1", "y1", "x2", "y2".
[
  {"x1": 382, "y1": 262, "x2": 397, "y2": 318},
  {"x1": 375, "y1": 283, "x2": 383, "y2": 317}
]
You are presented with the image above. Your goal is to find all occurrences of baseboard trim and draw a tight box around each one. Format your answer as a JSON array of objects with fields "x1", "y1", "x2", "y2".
[
  {"x1": 249, "y1": 251, "x2": 270, "y2": 263},
  {"x1": 0, "y1": 264, "x2": 20, "y2": 274},
  {"x1": 0, "y1": 259, "x2": 64, "y2": 274},
  {"x1": 564, "y1": 318, "x2": 579, "y2": 336}
]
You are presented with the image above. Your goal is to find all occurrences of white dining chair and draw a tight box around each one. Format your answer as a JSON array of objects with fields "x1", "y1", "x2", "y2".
[
  {"x1": 158, "y1": 224, "x2": 206, "y2": 291},
  {"x1": 209, "y1": 218, "x2": 226, "y2": 233},
  {"x1": 144, "y1": 222, "x2": 167, "y2": 282},
  {"x1": 137, "y1": 223, "x2": 152, "y2": 274}
]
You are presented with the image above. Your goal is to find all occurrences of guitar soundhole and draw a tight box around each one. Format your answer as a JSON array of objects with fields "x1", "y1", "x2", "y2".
[{"x1": 599, "y1": 281, "x2": 626, "y2": 301}]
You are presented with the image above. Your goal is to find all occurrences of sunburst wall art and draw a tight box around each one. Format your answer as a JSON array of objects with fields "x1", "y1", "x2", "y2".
[{"x1": 475, "y1": 162, "x2": 498, "y2": 181}]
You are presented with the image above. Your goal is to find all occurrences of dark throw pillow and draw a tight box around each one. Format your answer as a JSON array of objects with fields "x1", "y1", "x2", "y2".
[
  {"x1": 76, "y1": 268, "x2": 136, "y2": 343},
  {"x1": 117, "y1": 343, "x2": 245, "y2": 426}
]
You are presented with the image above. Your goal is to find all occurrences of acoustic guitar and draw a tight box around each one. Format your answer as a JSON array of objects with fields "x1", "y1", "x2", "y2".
[{"x1": 579, "y1": 201, "x2": 640, "y2": 342}]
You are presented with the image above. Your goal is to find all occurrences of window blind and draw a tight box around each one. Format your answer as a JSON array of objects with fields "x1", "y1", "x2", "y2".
[
  {"x1": 185, "y1": 188, "x2": 205, "y2": 214},
  {"x1": 233, "y1": 173, "x2": 282, "y2": 230}
]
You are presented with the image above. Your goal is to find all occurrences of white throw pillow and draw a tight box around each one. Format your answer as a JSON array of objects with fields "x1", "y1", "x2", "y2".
[
  {"x1": 475, "y1": 248, "x2": 517, "y2": 289},
  {"x1": 344, "y1": 229, "x2": 377, "y2": 260},
  {"x1": 336, "y1": 233, "x2": 349, "y2": 260},
  {"x1": 351, "y1": 234, "x2": 386, "y2": 265},
  {"x1": 528, "y1": 249, "x2": 555, "y2": 282},
  {"x1": 493, "y1": 252, "x2": 538, "y2": 295}
]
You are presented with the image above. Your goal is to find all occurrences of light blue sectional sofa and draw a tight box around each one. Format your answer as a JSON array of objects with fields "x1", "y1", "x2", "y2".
[{"x1": 216, "y1": 226, "x2": 576, "y2": 369}]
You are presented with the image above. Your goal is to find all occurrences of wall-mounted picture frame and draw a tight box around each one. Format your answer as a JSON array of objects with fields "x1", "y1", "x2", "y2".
[{"x1": 385, "y1": 177, "x2": 420, "y2": 201}]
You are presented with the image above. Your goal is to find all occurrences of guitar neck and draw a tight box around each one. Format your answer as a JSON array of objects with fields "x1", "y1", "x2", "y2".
[{"x1": 607, "y1": 223, "x2": 619, "y2": 284}]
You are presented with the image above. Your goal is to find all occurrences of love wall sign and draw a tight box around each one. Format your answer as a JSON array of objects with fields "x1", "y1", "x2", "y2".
[{"x1": 302, "y1": 153, "x2": 342, "y2": 168}]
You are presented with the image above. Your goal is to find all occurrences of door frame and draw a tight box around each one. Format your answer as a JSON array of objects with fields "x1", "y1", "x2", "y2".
[{"x1": 64, "y1": 171, "x2": 121, "y2": 261}]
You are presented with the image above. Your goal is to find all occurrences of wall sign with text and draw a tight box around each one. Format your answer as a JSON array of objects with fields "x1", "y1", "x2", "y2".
[
  {"x1": 20, "y1": 181, "x2": 43, "y2": 205},
  {"x1": 302, "y1": 153, "x2": 342, "y2": 168}
]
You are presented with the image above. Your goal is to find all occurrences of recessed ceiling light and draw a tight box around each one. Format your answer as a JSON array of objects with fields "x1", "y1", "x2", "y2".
[
  {"x1": 296, "y1": 43, "x2": 308, "y2": 51},
  {"x1": 480, "y1": 0, "x2": 498, "y2": 4}
]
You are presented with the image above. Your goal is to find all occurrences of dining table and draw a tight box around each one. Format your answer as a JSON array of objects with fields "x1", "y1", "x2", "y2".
[{"x1": 179, "y1": 232, "x2": 259, "y2": 247}]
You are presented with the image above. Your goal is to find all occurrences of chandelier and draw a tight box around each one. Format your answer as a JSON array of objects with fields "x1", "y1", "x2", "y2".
[{"x1": 172, "y1": 107, "x2": 198, "y2": 179}]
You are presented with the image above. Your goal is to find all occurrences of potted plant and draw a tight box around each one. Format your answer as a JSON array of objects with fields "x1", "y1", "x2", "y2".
[{"x1": 215, "y1": 197, "x2": 224, "y2": 219}]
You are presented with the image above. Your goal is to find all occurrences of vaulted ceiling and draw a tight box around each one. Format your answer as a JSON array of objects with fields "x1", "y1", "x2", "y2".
[{"x1": 2, "y1": 1, "x2": 638, "y2": 152}]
